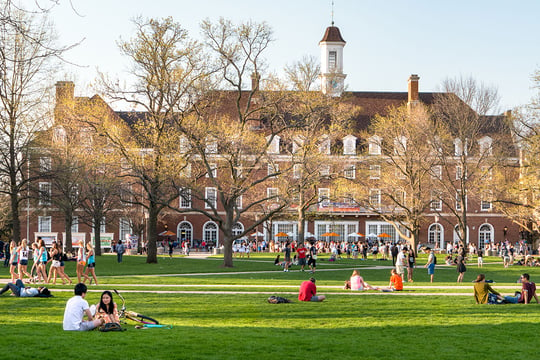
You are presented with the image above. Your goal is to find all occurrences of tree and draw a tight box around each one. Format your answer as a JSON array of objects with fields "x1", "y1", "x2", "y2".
[
  {"x1": 171, "y1": 19, "x2": 301, "y2": 268},
  {"x1": 0, "y1": 4, "x2": 68, "y2": 244},
  {"x1": 342, "y1": 104, "x2": 440, "y2": 253},
  {"x1": 430, "y1": 76, "x2": 509, "y2": 249},
  {"x1": 96, "y1": 16, "x2": 210, "y2": 263}
]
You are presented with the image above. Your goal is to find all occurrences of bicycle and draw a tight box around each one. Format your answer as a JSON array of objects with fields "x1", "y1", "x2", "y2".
[{"x1": 114, "y1": 289, "x2": 160, "y2": 325}]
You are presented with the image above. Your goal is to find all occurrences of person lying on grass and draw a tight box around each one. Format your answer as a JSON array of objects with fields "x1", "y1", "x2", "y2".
[
  {"x1": 0, "y1": 279, "x2": 51, "y2": 297},
  {"x1": 344, "y1": 269, "x2": 379, "y2": 291}
]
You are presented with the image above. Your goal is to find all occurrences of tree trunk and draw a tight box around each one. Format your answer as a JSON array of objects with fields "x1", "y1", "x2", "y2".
[
  {"x1": 93, "y1": 214, "x2": 102, "y2": 256},
  {"x1": 65, "y1": 214, "x2": 73, "y2": 250},
  {"x1": 297, "y1": 206, "x2": 306, "y2": 246},
  {"x1": 222, "y1": 234, "x2": 233, "y2": 267},
  {"x1": 10, "y1": 192, "x2": 20, "y2": 244},
  {"x1": 146, "y1": 205, "x2": 158, "y2": 263}
]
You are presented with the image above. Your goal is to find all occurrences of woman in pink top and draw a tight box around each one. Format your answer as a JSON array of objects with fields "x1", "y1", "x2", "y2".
[{"x1": 348, "y1": 269, "x2": 379, "y2": 290}]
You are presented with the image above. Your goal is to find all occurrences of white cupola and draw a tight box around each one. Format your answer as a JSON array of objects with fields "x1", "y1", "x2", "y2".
[{"x1": 319, "y1": 25, "x2": 346, "y2": 96}]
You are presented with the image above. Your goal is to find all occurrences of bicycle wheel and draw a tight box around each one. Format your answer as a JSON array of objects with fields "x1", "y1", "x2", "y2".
[{"x1": 126, "y1": 312, "x2": 159, "y2": 325}]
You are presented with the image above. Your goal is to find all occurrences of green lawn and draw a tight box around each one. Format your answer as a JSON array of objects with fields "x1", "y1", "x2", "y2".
[{"x1": 1, "y1": 254, "x2": 538, "y2": 359}]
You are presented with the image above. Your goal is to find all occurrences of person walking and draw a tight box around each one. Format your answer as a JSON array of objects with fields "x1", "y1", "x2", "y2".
[{"x1": 424, "y1": 248, "x2": 436, "y2": 283}]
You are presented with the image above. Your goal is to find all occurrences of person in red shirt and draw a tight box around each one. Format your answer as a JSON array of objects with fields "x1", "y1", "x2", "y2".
[
  {"x1": 298, "y1": 278, "x2": 325, "y2": 302},
  {"x1": 297, "y1": 244, "x2": 307, "y2": 272},
  {"x1": 518, "y1": 273, "x2": 538, "y2": 304},
  {"x1": 388, "y1": 269, "x2": 403, "y2": 291}
]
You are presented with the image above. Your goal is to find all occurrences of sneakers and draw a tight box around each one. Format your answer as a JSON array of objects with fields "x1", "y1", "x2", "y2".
[{"x1": 283, "y1": 269, "x2": 289, "y2": 272}]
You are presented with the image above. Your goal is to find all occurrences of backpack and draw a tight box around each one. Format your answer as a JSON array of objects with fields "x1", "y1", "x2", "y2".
[
  {"x1": 99, "y1": 322, "x2": 126, "y2": 332},
  {"x1": 267, "y1": 295, "x2": 292, "y2": 304}
]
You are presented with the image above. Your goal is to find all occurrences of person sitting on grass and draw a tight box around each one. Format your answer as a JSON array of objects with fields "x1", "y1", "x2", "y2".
[
  {"x1": 0, "y1": 279, "x2": 51, "y2": 297},
  {"x1": 473, "y1": 273, "x2": 502, "y2": 304},
  {"x1": 95, "y1": 290, "x2": 119, "y2": 324},
  {"x1": 517, "y1": 273, "x2": 539, "y2": 304},
  {"x1": 386, "y1": 269, "x2": 403, "y2": 291},
  {"x1": 63, "y1": 283, "x2": 104, "y2": 331},
  {"x1": 298, "y1": 277, "x2": 325, "y2": 302},
  {"x1": 344, "y1": 269, "x2": 379, "y2": 291}
]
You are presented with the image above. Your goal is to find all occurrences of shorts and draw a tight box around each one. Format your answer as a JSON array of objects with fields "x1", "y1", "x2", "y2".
[
  {"x1": 477, "y1": 257, "x2": 484, "y2": 265},
  {"x1": 395, "y1": 265, "x2": 404, "y2": 275},
  {"x1": 427, "y1": 263, "x2": 436, "y2": 275},
  {"x1": 11, "y1": 261, "x2": 18, "y2": 266},
  {"x1": 308, "y1": 258, "x2": 316, "y2": 267},
  {"x1": 51, "y1": 260, "x2": 61, "y2": 267},
  {"x1": 310, "y1": 296, "x2": 321, "y2": 302},
  {"x1": 19, "y1": 260, "x2": 28, "y2": 266},
  {"x1": 87, "y1": 262, "x2": 95, "y2": 268},
  {"x1": 298, "y1": 258, "x2": 306, "y2": 266},
  {"x1": 79, "y1": 320, "x2": 98, "y2": 331}
]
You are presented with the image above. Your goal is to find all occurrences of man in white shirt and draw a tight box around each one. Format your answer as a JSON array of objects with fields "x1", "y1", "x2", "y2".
[
  {"x1": 63, "y1": 283, "x2": 103, "y2": 331},
  {"x1": 395, "y1": 247, "x2": 407, "y2": 280}
]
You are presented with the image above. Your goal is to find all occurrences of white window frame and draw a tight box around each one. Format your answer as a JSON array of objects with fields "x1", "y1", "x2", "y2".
[
  {"x1": 369, "y1": 164, "x2": 380, "y2": 179},
  {"x1": 38, "y1": 182, "x2": 51, "y2": 206},
  {"x1": 267, "y1": 162, "x2": 279, "y2": 177},
  {"x1": 267, "y1": 187, "x2": 278, "y2": 200},
  {"x1": 430, "y1": 190, "x2": 442, "y2": 211},
  {"x1": 235, "y1": 195, "x2": 243, "y2": 209},
  {"x1": 206, "y1": 163, "x2": 217, "y2": 178},
  {"x1": 432, "y1": 165, "x2": 442, "y2": 180},
  {"x1": 344, "y1": 165, "x2": 356, "y2": 180},
  {"x1": 343, "y1": 135, "x2": 357, "y2": 155},
  {"x1": 319, "y1": 164, "x2": 331, "y2": 177},
  {"x1": 293, "y1": 164, "x2": 301, "y2": 179},
  {"x1": 319, "y1": 135, "x2": 331, "y2": 155},
  {"x1": 38, "y1": 216, "x2": 52, "y2": 232},
  {"x1": 369, "y1": 189, "x2": 381, "y2": 209},
  {"x1": 394, "y1": 136, "x2": 407, "y2": 155},
  {"x1": 205, "y1": 187, "x2": 217, "y2": 209},
  {"x1": 39, "y1": 157, "x2": 51, "y2": 173},
  {"x1": 480, "y1": 191, "x2": 492, "y2": 211},
  {"x1": 179, "y1": 135, "x2": 190, "y2": 153},
  {"x1": 119, "y1": 218, "x2": 131, "y2": 243},
  {"x1": 71, "y1": 216, "x2": 79, "y2": 233},
  {"x1": 428, "y1": 223, "x2": 444, "y2": 247},
  {"x1": 478, "y1": 136, "x2": 492, "y2": 156},
  {"x1": 179, "y1": 187, "x2": 192, "y2": 208},
  {"x1": 266, "y1": 135, "x2": 280, "y2": 154},
  {"x1": 328, "y1": 51, "x2": 337, "y2": 70},
  {"x1": 368, "y1": 136, "x2": 382, "y2": 155},
  {"x1": 205, "y1": 137, "x2": 218, "y2": 154},
  {"x1": 456, "y1": 191, "x2": 467, "y2": 211},
  {"x1": 318, "y1": 188, "x2": 330, "y2": 206}
]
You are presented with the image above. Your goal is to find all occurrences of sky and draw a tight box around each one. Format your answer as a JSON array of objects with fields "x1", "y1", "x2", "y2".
[{"x1": 45, "y1": 0, "x2": 540, "y2": 112}]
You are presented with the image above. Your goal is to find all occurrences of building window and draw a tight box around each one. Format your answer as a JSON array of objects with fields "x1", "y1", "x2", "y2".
[
  {"x1": 71, "y1": 216, "x2": 79, "y2": 233},
  {"x1": 369, "y1": 189, "x2": 381, "y2": 209},
  {"x1": 428, "y1": 223, "x2": 443, "y2": 245},
  {"x1": 456, "y1": 165, "x2": 467, "y2": 180},
  {"x1": 343, "y1": 135, "x2": 357, "y2": 155},
  {"x1": 267, "y1": 187, "x2": 278, "y2": 200},
  {"x1": 319, "y1": 135, "x2": 331, "y2": 155},
  {"x1": 205, "y1": 137, "x2": 217, "y2": 154},
  {"x1": 328, "y1": 51, "x2": 337, "y2": 70},
  {"x1": 431, "y1": 165, "x2": 442, "y2": 180},
  {"x1": 178, "y1": 221, "x2": 193, "y2": 243},
  {"x1": 203, "y1": 222, "x2": 218, "y2": 246},
  {"x1": 368, "y1": 136, "x2": 382, "y2": 155},
  {"x1": 267, "y1": 162, "x2": 279, "y2": 177},
  {"x1": 266, "y1": 135, "x2": 280, "y2": 154},
  {"x1": 205, "y1": 187, "x2": 217, "y2": 209},
  {"x1": 456, "y1": 191, "x2": 467, "y2": 211},
  {"x1": 180, "y1": 163, "x2": 191, "y2": 178},
  {"x1": 179, "y1": 135, "x2": 190, "y2": 153},
  {"x1": 206, "y1": 163, "x2": 217, "y2": 178},
  {"x1": 39, "y1": 157, "x2": 51, "y2": 173},
  {"x1": 119, "y1": 218, "x2": 131, "y2": 243},
  {"x1": 235, "y1": 195, "x2": 243, "y2": 209},
  {"x1": 369, "y1": 165, "x2": 380, "y2": 179},
  {"x1": 179, "y1": 187, "x2": 192, "y2": 208},
  {"x1": 292, "y1": 135, "x2": 304, "y2": 154},
  {"x1": 232, "y1": 223, "x2": 244, "y2": 237},
  {"x1": 319, "y1": 164, "x2": 331, "y2": 177},
  {"x1": 92, "y1": 217, "x2": 106, "y2": 233},
  {"x1": 481, "y1": 191, "x2": 492, "y2": 211},
  {"x1": 394, "y1": 136, "x2": 407, "y2": 155},
  {"x1": 344, "y1": 165, "x2": 356, "y2": 180},
  {"x1": 478, "y1": 224, "x2": 493, "y2": 249},
  {"x1": 293, "y1": 164, "x2": 301, "y2": 179},
  {"x1": 478, "y1": 136, "x2": 492, "y2": 156},
  {"x1": 318, "y1": 188, "x2": 330, "y2": 206},
  {"x1": 430, "y1": 190, "x2": 442, "y2": 211},
  {"x1": 454, "y1": 138, "x2": 468, "y2": 156},
  {"x1": 481, "y1": 166, "x2": 493, "y2": 181},
  {"x1": 38, "y1": 216, "x2": 51, "y2": 232},
  {"x1": 38, "y1": 182, "x2": 51, "y2": 206}
]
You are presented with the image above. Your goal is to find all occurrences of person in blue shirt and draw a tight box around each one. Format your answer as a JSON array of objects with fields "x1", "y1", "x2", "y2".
[{"x1": 0, "y1": 279, "x2": 51, "y2": 297}]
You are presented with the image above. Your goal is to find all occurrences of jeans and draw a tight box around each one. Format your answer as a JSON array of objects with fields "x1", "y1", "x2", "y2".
[
  {"x1": 117, "y1": 253, "x2": 123, "y2": 263},
  {"x1": 504, "y1": 294, "x2": 521, "y2": 304},
  {"x1": 0, "y1": 279, "x2": 24, "y2": 296}
]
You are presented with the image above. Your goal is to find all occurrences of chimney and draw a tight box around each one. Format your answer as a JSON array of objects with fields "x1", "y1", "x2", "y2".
[
  {"x1": 407, "y1": 74, "x2": 420, "y2": 109},
  {"x1": 251, "y1": 72, "x2": 260, "y2": 91},
  {"x1": 54, "y1": 81, "x2": 75, "y2": 123}
]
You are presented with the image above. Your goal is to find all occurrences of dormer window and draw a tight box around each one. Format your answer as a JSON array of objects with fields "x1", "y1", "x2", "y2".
[
  {"x1": 266, "y1": 135, "x2": 280, "y2": 154},
  {"x1": 478, "y1": 136, "x2": 492, "y2": 156},
  {"x1": 292, "y1": 135, "x2": 304, "y2": 154},
  {"x1": 454, "y1": 138, "x2": 468, "y2": 156},
  {"x1": 368, "y1": 135, "x2": 382, "y2": 155},
  {"x1": 319, "y1": 135, "x2": 331, "y2": 155},
  {"x1": 53, "y1": 126, "x2": 66, "y2": 145},
  {"x1": 394, "y1": 136, "x2": 407, "y2": 156},
  {"x1": 343, "y1": 135, "x2": 357, "y2": 155}
]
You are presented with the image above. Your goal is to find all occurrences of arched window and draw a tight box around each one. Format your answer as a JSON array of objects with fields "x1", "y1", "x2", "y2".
[
  {"x1": 428, "y1": 223, "x2": 443, "y2": 248},
  {"x1": 177, "y1": 221, "x2": 193, "y2": 245},
  {"x1": 478, "y1": 223, "x2": 493, "y2": 249},
  {"x1": 232, "y1": 223, "x2": 244, "y2": 238},
  {"x1": 453, "y1": 225, "x2": 470, "y2": 244},
  {"x1": 203, "y1": 221, "x2": 219, "y2": 247}
]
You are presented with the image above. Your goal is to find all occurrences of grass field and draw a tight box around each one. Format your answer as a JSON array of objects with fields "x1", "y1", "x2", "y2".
[{"x1": 1, "y1": 253, "x2": 538, "y2": 360}]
